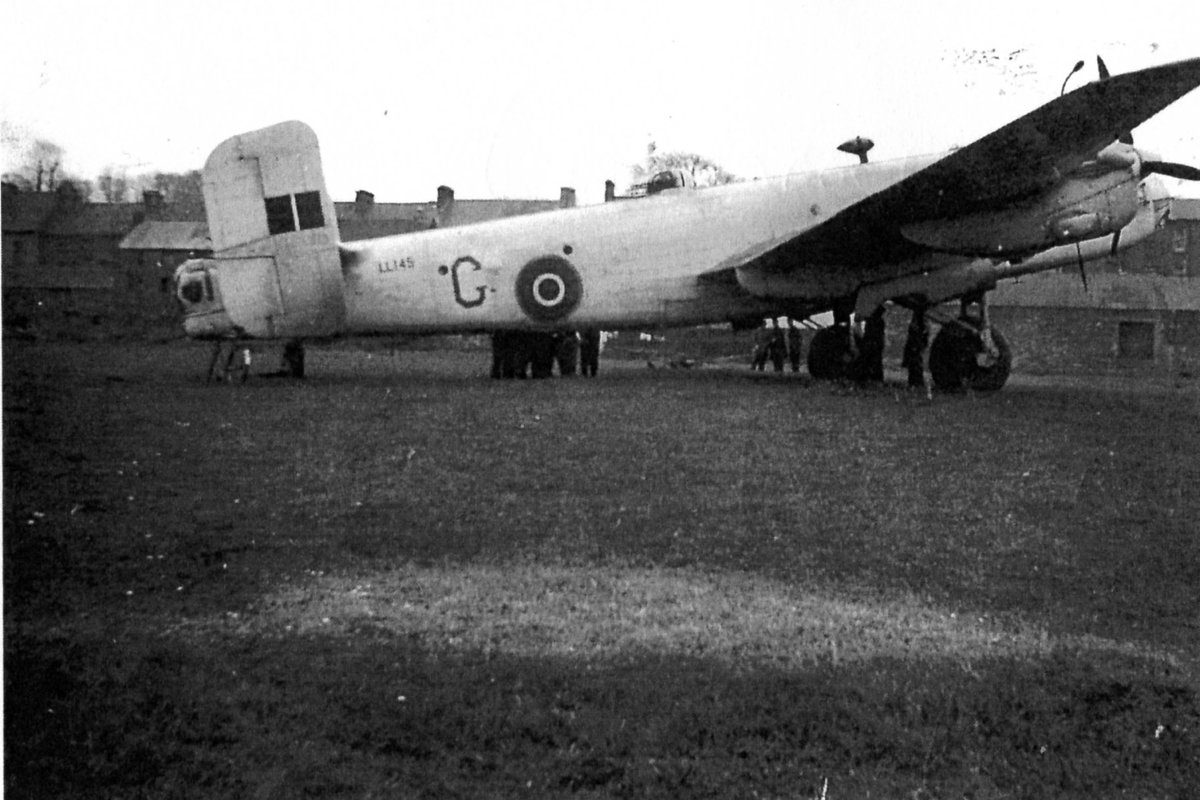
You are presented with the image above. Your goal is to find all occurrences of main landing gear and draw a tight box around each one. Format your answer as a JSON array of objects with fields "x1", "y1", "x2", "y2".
[
  {"x1": 205, "y1": 341, "x2": 252, "y2": 384},
  {"x1": 805, "y1": 304, "x2": 885, "y2": 383},
  {"x1": 927, "y1": 294, "x2": 1012, "y2": 393},
  {"x1": 204, "y1": 339, "x2": 307, "y2": 383},
  {"x1": 806, "y1": 306, "x2": 858, "y2": 380},
  {"x1": 806, "y1": 293, "x2": 1012, "y2": 393}
]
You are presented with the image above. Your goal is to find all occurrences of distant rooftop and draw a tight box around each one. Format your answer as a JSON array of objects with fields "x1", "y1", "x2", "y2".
[
  {"x1": 1169, "y1": 198, "x2": 1200, "y2": 221},
  {"x1": 120, "y1": 221, "x2": 211, "y2": 251}
]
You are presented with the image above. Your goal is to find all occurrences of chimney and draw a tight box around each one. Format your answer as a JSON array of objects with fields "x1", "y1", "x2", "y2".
[
  {"x1": 604, "y1": 180, "x2": 616, "y2": 202},
  {"x1": 559, "y1": 187, "x2": 576, "y2": 208},
  {"x1": 143, "y1": 190, "x2": 164, "y2": 218},
  {"x1": 355, "y1": 189, "x2": 375, "y2": 215},
  {"x1": 436, "y1": 185, "x2": 454, "y2": 214}
]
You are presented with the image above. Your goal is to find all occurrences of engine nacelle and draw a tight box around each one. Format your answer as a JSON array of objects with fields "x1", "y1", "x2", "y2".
[
  {"x1": 900, "y1": 169, "x2": 1139, "y2": 258},
  {"x1": 1050, "y1": 212, "x2": 1109, "y2": 240},
  {"x1": 854, "y1": 180, "x2": 1165, "y2": 317}
]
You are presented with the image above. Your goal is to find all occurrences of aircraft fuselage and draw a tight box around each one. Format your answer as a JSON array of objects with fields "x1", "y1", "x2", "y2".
[{"x1": 182, "y1": 153, "x2": 953, "y2": 341}]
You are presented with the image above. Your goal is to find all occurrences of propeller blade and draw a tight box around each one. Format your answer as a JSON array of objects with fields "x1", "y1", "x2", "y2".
[
  {"x1": 1095, "y1": 57, "x2": 1134, "y2": 142},
  {"x1": 1143, "y1": 161, "x2": 1200, "y2": 181}
]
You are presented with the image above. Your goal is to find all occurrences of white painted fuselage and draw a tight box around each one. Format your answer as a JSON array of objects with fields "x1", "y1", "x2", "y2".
[{"x1": 337, "y1": 154, "x2": 943, "y2": 335}]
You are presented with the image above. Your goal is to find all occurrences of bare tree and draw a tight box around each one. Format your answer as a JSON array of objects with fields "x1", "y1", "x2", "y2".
[
  {"x1": 30, "y1": 139, "x2": 64, "y2": 191},
  {"x1": 1, "y1": 128, "x2": 90, "y2": 195},
  {"x1": 147, "y1": 170, "x2": 203, "y2": 205},
  {"x1": 54, "y1": 178, "x2": 91, "y2": 204},
  {"x1": 630, "y1": 141, "x2": 738, "y2": 192},
  {"x1": 97, "y1": 168, "x2": 130, "y2": 202},
  {"x1": 2, "y1": 172, "x2": 34, "y2": 192}
]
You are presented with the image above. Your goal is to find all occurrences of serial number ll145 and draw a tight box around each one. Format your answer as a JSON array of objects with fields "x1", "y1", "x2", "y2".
[{"x1": 378, "y1": 257, "x2": 415, "y2": 273}]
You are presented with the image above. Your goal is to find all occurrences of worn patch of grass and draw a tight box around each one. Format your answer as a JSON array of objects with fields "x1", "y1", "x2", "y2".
[
  {"x1": 5, "y1": 340, "x2": 1200, "y2": 798},
  {"x1": 194, "y1": 563, "x2": 1182, "y2": 672}
]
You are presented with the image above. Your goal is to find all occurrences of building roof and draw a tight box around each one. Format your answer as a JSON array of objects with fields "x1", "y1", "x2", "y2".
[
  {"x1": 115, "y1": 197, "x2": 561, "y2": 248},
  {"x1": 46, "y1": 202, "x2": 144, "y2": 236},
  {"x1": 439, "y1": 198, "x2": 561, "y2": 227},
  {"x1": 1169, "y1": 198, "x2": 1200, "y2": 221},
  {"x1": 7, "y1": 185, "x2": 567, "y2": 254},
  {"x1": 334, "y1": 200, "x2": 434, "y2": 241},
  {"x1": 149, "y1": 201, "x2": 206, "y2": 222},
  {"x1": 120, "y1": 220, "x2": 211, "y2": 251},
  {"x1": 2, "y1": 191, "x2": 60, "y2": 233},
  {"x1": 334, "y1": 200, "x2": 432, "y2": 221}
]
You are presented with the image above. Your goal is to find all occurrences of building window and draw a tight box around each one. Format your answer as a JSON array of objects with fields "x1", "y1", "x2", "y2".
[
  {"x1": 265, "y1": 195, "x2": 296, "y2": 235},
  {"x1": 1172, "y1": 227, "x2": 1188, "y2": 253},
  {"x1": 1117, "y1": 320, "x2": 1155, "y2": 360},
  {"x1": 294, "y1": 191, "x2": 324, "y2": 230}
]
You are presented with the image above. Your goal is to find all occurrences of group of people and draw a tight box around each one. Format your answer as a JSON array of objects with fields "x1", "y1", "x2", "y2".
[
  {"x1": 855, "y1": 307, "x2": 930, "y2": 387},
  {"x1": 489, "y1": 312, "x2": 932, "y2": 385},
  {"x1": 751, "y1": 309, "x2": 930, "y2": 387},
  {"x1": 491, "y1": 329, "x2": 603, "y2": 379},
  {"x1": 751, "y1": 319, "x2": 804, "y2": 373}
]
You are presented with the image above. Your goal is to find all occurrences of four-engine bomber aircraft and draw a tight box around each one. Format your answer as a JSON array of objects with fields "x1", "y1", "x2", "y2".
[{"x1": 175, "y1": 57, "x2": 1200, "y2": 391}]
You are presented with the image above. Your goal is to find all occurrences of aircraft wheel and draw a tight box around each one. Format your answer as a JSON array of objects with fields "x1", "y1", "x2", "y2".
[
  {"x1": 283, "y1": 340, "x2": 306, "y2": 379},
  {"x1": 929, "y1": 321, "x2": 1011, "y2": 393},
  {"x1": 806, "y1": 326, "x2": 852, "y2": 380}
]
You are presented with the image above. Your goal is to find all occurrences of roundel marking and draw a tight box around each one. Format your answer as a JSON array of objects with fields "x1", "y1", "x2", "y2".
[
  {"x1": 532, "y1": 273, "x2": 565, "y2": 305},
  {"x1": 515, "y1": 255, "x2": 582, "y2": 321}
]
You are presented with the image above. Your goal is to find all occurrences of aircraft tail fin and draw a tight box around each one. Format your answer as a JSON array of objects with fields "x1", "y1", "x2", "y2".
[{"x1": 190, "y1": 121, "x2": 345, "y2": 339}]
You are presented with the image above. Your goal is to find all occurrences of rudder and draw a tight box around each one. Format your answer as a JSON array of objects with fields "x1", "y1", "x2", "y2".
[{"x1": 195, "y1": 121, "x2": 345, "y2": 339}]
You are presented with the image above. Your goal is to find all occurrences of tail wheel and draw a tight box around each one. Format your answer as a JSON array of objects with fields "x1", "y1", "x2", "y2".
[
  {"x1": 807, "y1": 326, "x2": 852, "y2": 380},
  {"x1": 929, "y1": 320, "x2": 1011, "y2": 393}
]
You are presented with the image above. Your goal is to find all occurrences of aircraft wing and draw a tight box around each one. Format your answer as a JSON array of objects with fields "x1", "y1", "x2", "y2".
[{"x1": 718, "y1": 56, "x2": 1200, "y2": 275}]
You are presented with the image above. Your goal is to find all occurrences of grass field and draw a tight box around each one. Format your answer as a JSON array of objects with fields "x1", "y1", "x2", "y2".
[{"x1": 4, "y1": 339, "x2": 1199, "y2": 798}]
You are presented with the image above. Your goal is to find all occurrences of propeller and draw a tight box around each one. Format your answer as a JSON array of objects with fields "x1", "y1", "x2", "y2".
[
  {"x1": 1142, "y1": 161, "x2": 1200, "y2": 181},
  {"x1": 1066, "y1": 55, "x2": 1200, "y2": 273},
  {"x1": 1093, "y1": 60, "x2": 1200, "y2": 183},
  {"x1": 1094, "y1": 57, "x2": 1136, "y2": 144}
]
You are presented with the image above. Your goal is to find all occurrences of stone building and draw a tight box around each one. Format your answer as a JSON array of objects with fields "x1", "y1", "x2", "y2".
[
  {"x1": 3, "y1": 183, "x2": 144, "y2": 334},
  {"x1": 990, "y1": 198, "x2": 1200, "y2": 376},
  {"x1": 2, "y1": 182, "x2": 573, "y2": 338}
]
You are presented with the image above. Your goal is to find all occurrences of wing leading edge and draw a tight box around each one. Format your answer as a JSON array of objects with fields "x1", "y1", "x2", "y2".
[{"x1": 720, "y1": 56, "x2": 1200, "y2": 276}]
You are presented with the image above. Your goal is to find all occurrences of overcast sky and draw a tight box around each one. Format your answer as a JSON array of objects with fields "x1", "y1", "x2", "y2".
[{"x1": 3, "y1": 0, "x2": 1199, "y2": 205}]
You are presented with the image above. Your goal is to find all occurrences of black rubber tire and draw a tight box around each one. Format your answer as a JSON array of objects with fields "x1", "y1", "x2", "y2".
[
  {"x1": 806, "y1": 326, "x2": 852, "y2": 380},
  {"x1": 929, "y1": 321, "x2": 1011, "y2": 393}
]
